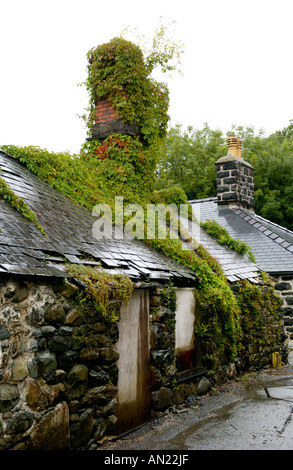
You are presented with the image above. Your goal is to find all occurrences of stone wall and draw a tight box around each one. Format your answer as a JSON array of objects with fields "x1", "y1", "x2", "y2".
[
  {"x1": 149, "y1": 284, "x2": 177, "y2": 412},
  {"x1": 0, "y1": 276, "x2": 119, "y2": 450},
  {"x1": 0, "y1": 276, "x2": 285, "y2": 450},
  {"x1": 272, "y1": 275, "x2": 293, "y2": 361},
  {"x1": 273, "y1": 275, "x2": 293, "y2": 338},
  {"x1": 236, "y1": 287, "x2": 284, "y2": 371}
]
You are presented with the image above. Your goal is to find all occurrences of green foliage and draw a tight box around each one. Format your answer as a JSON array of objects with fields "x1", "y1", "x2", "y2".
[
  {"x1": 0, "y1": 174, "x2": 46, "y2": 235},
  {"x1": 156, "y1": 123, "x2": 226, "y2": 199},
  {"x1": 126, "y1": 19, "x2": 184, "y2": 76},
  {"x1": 230, "y1": 123, "x2": 293, "y2": 230},
  {"x1": 195, "y1": 285, "x2": 242, "y2": 361},
  {"x1": 151, "y1": 185, "x2": 189, "y2": 207},
  {"x1": 157, "y1": 122, "x2": 293, "y2": 230},
  {"x1": 1, "y1": 139, "x2": 154, "y2": 210},
  {"x1": 236, "y1": 280, "x2": 282, "y2": 344},
  {"x1": 200, "y1": 219, "x2": 255, "y2": 262},
  {"x1": 194, "y1": 322, "x2": 211, "y2": 338},
  {"x1": 194, "y1": 280, "x2": 282, "y2": 364},
  {"x1": 84, "y1": 37, "x2": 170, "y2": 147},
  {"x1": 160, "y1": 283, "x2": 177, "y2": 312},
  {"x1": 66, "y1": 264, "x2": 133, "y2": 324}
]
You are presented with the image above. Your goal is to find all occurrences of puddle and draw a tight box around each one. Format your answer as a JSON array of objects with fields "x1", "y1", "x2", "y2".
[{"x1": 266, "y1": 386, "x2": 293, "y2": 401}]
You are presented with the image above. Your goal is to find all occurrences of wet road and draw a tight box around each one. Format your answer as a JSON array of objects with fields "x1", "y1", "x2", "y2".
[{"x1": 99, "y1": 366, "x2": 293, "y2": 451}]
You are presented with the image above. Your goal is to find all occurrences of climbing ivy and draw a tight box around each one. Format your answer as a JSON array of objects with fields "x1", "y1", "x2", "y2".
[
  {"x1": 236, "y1": 280, "x2": 282, "y2": 340},
  {"x1": 200, "y1": 219, "x2": 255, "y2": 262},
  {"x1": 83, "y1": 37, "x2": 170, "y2": 146},
  {"x1": 0, "y1": 174, "x2": 46, "y2": 235},
  {"x1": 66, "y1": 264, "x2": 133, "y2": 324}
]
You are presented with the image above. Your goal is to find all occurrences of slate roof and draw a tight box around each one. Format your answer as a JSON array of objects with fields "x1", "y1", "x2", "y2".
[
  {"x1": 179, "y1": 208, "x2": 260, "y2": 283},
  {"x1": 190, "y1": 197, "x2": 293, "y2": 275},
  {"x1": 0, "y1": 150, "x2": 196, "y2": 285}
]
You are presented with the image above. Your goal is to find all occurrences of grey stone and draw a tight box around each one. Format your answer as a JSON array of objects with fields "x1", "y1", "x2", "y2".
[
  {"x1": 98, "y1": 347, "x2": 119, "y2": 363},
  {"x1": 31, "y1": 327, "x2": 42, "y2": 338},
  {"x1": 11, "y1": 356, "x2": 29, "y2": 381},
  {"x1": 88, "y1": 368, "x2": 109, "y2": 386},
  {"x1": 185, "y1": 394, "x2": 198, "y2": 406},
  {"x1": 151, "y1": 387, "x2": 174, "y2": 410},
  {"x1": 58, "y1": 326, "x2": 74, "y2": 336},
  {"x1": 41, "y1": 326, "x2": 57, "y2": 337},
  {"x1": 197, "y1": 377, "x2": 211, "y2": 396},
  {"x1": 150, "y1": 349, "x2": 173, "y2": 369},
  {"x1": 286, "y1": 340, "x2": 293, "y2": 350},
  {"x1": 28, "y1": 349, "x2": 57, "y2": 378},
  {"x1": 28, "y1": 339, "x2": 38, "y2": 352},
  {"x1": 275, "y1": 282, "x2": 292, "y2": 291},
  {"x1": 80, "y1": 385, "x2": 114, "y2": 407},
  {"x1": 222, "y1": 192, "x2": 237, "y2": 201},
  {"x1": 29, "y1": 402, "x2": 70, "y2": 450},
  {"x1": 0, "y1": 384, "x2": 19, "y2": 412},
  {"x1": 45, "y1": 304, "x2": 66, "y2": 325},
  {"x1": 54, "y1": 280, "x2": 79, "y2": 299},
  {"x1": 66, "y1": 364, "x2": 88, "y2": 400},
  {"x1": 47, "y1": 334, "x2": 72, "y2": 352},
  {"x1": 0, "y1": 326, "x2": 10, "y2": 340},
  {"x1": 288, "y1": 351, "x2": 293, "y2": 366},
  {"x1": 70, "y1": 409, "x2": 94, "y2": 449},
  {"x1": 30, "y1": 306, "x2": 45, "y2": 325},
  {"x1": 95, "y1": 415, "x2": 118, "y2": 441},
  {"x1": 226, "y1": 363, "x2": 237, "y2": 379},
  {"x1": 6, "y1": 411, "x2": 34, "y2": 435},
  {"x1": 58, "y1": 350, "x2": 79, "y2": 369}
]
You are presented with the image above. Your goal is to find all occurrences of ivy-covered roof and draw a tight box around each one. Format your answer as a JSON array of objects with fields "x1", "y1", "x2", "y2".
[
  {"x1": 0, "y1": 150, "x2": 196, "y2": 284},
  {"x1": 191, "y1": 197, "x2": 293, "y2": 275}
]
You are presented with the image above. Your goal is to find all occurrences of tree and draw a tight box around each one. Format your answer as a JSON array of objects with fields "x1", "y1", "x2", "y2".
[
  {"x1": 157, "y1": 122, "x2": 293, "y2": 230},
  {"x1": 156, "y1": 123, "x2": 226, "y2": 200},
  {"x1": 232, "y1": 124, "x2": 293, "y2": 230}
]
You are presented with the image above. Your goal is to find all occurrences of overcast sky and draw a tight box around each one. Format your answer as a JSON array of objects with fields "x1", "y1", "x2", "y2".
[{"x1": 1, "y1": 0, "x2": 293, "y2": 154}]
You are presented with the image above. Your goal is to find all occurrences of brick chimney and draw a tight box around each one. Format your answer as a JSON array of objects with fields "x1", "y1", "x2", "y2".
[
  {"x1": 90, "y1": 92, "x2": 141, "y2": 141},
  {"x1": 215, "y1": 135, "x2": 255, "y2": 213}
]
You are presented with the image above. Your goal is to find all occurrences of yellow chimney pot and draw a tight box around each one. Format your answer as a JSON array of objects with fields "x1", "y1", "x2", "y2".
[{"x1": 227, "y1": 134, "x2": 242, "y2": 158}]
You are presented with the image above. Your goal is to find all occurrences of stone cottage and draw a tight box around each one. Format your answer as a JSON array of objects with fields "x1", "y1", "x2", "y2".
[
  {"x1": 0, "y1": 141, "x2": 283, "y2": 450},
  {"x1": 0, "y1": 146, "x2": 200, "y2": 448}
]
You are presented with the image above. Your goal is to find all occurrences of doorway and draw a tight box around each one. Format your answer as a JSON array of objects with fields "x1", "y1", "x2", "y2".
[{"x1": 116, "y1": 288, "x2": 150, "y2": 433}]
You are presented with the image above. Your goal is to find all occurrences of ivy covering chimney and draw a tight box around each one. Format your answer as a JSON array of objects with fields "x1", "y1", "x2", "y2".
[
  {"x1": 215, "y1": 134, "x2": 255, "y2": 212},
  {"x1": 84, "y1": 37, "x2": 169, "y2": 144}
]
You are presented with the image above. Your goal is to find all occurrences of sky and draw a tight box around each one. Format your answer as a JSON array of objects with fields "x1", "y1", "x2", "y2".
[{"x1": 1, "y1": 0, "x2": 293, "y2": 154}]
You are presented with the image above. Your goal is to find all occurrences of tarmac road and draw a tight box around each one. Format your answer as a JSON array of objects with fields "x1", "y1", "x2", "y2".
[{"x1": 98, "y1": 365, "x2": 293, "y2": 452}]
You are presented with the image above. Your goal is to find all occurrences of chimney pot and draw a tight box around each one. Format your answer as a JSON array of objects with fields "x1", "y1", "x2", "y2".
[{"x1": 227, "y1": 134, "x2": 242, "y2": 158}]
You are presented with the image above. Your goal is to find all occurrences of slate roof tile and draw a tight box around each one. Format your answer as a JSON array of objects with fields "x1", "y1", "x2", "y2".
[{"x1": 190, "y1": 198, "x2": 293, "y2": 275}]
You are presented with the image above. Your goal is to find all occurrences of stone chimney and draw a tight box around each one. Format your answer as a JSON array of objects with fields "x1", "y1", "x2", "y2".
[{"x1": 215, "y1": 134, "x2": 255, "y2": 213}]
